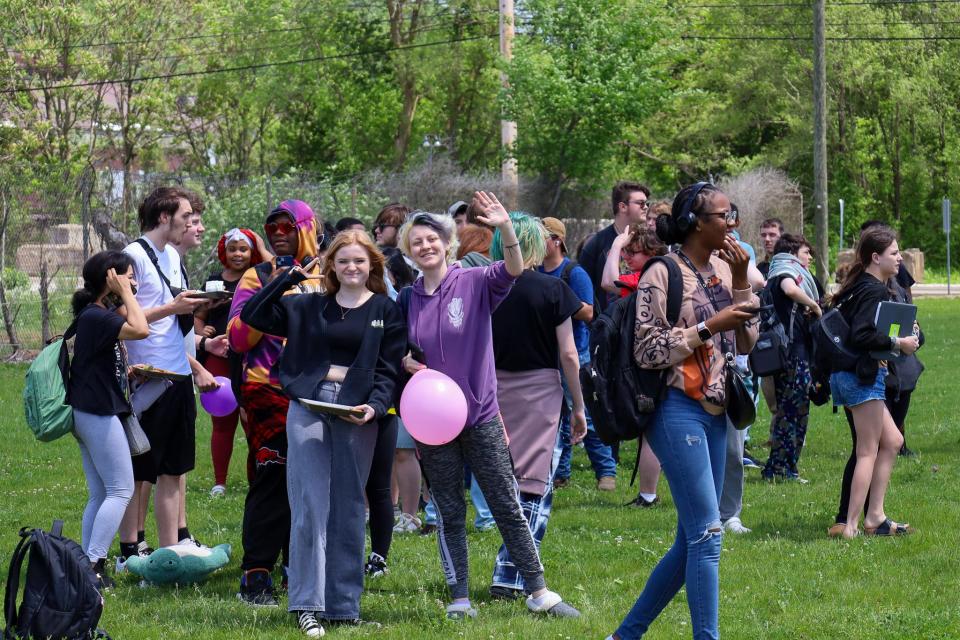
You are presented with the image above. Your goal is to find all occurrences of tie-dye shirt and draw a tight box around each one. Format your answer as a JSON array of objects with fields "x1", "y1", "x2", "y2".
[
  {"x1": 227, "y1": 200, "x2": 322, "y2": 389},
  {"x1": 633, "y1": 253, "x2": 758, "y2": 416}
]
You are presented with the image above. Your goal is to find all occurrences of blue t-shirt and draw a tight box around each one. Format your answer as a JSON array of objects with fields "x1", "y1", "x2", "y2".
[{"x1": 538, "y1": 257, "x2": 593, "y2": 352}]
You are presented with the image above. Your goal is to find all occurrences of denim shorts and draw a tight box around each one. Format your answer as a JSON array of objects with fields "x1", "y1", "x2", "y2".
[
  {"x1": 830, "y1": 367, "x2": 887, "y2": 408},
  {"x1": 395, "y1": 415, "x2": 416, "y2": 449}
]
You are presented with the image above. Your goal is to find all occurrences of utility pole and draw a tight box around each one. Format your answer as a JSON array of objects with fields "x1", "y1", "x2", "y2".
[
  {"x1": 812, "y1": 0, "x2": 829, "y2": 281},
  {"x1": 500, "y1": 0, "x2": 518, "y2": 210}
]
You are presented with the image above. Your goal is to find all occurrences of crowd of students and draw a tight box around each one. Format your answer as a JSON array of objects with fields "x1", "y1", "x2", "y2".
[{"x1": 63, "y1": 180, "x2": 923, "y2": 638}]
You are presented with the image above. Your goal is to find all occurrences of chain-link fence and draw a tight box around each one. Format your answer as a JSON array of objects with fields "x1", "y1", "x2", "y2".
[{"x1": 0, "y1": 162, "x2": 625, "y2": 356}]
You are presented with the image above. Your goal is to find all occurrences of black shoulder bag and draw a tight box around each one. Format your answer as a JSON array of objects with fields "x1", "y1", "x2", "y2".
[
  {"x1": 676, "y1": 251, "x2": 756, "y2": 430},
  {"x1": 135, "y1": 238, "x2": 193, "y2": 336}
]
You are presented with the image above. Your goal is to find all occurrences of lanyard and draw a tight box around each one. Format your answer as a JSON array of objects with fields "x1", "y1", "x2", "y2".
[{"x1": 675, "y1": 250, "x2": 735, "y2": 359}]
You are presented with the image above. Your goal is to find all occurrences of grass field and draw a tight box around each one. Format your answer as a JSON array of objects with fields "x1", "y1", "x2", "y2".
[{"x1": 2, "y1": 299, "x2": 959, "y2": 639}]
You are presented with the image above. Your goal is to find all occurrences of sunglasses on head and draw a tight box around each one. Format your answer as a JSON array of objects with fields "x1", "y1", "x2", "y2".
[{"x1": 264, "y1": 220, "x2": 296, "y2": 236}]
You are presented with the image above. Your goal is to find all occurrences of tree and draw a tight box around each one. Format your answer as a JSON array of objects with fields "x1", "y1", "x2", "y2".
[{"x1": 503, "y1": 0, "x2": 675, "y2": 215}]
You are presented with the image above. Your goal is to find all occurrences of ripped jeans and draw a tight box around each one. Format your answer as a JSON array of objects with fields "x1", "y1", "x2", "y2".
[{"x1": 616, "y1": 388, "x2": 726, "y2": 640}]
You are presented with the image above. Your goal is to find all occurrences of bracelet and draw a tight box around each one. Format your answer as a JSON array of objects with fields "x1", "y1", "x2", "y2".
[
  {"x1": 199, "y1": 337, "x2": 207, "y2": 353},
  {"x1": 504, "y1": 242, "x2": 520, "y2": 249}
]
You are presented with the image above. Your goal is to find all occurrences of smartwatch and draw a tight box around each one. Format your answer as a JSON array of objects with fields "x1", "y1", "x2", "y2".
[{"x1": 697, "y1": 321, "x2": 712, "y2": 343}]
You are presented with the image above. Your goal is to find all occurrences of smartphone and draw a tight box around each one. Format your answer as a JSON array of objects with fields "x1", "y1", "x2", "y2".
[
  {"x1": 275, "y1": 255, "x2": 295, "y2": 269},
  {"x1": 740, "y1": 304, "x2": 773, "y2": 315}
]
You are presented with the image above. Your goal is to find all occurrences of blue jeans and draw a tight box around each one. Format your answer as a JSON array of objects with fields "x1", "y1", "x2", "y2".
[
  {"x1": 616, "y1": 389, "x2": 727, "y2": 640},
  {"x1": 554, "y1": 348, "x2": 617, "y2": 480}
]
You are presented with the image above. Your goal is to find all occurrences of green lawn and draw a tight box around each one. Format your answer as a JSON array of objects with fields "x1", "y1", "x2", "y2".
[{"x1": 3, "y1": 299, "x2": 960, "y2": 639}]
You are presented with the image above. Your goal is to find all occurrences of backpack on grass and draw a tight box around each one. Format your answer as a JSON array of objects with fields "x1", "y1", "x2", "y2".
[
  {"x1": 23, "y1": 321, "x2": 77, "y2": 442},
  {"x1": 3, "y1": 520, "x2": 108, "y2": 640},
  {"x1": 579, "y1": 256, "x2": 683, "y2": 449}
]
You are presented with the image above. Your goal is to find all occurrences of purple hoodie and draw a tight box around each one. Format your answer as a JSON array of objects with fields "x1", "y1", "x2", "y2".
[{"x1": 408, "y1": 261, "x2": 516, "y2": 427}]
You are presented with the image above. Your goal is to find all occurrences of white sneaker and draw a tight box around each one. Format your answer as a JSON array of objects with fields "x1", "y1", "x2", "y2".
[
  {"x1": 209, "y1": 484, "x2": 226, "y2": 497},
  {"x1": 723, "y1": 517, "x2": 752, "y2": 534},
  {"x1": 392, "y1": 512, "x2": 422, "y2": 533}
]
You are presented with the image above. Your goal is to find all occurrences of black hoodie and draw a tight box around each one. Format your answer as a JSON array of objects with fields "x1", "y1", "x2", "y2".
[{"x1": 835, "y1": 272, "x2": 896, "y2": 383}]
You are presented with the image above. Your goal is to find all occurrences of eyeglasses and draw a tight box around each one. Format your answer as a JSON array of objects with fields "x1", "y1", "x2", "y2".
[
  {"x1": 264, "y1": 221, "x2": 296, "y2": 236},
  {"x1": 702, "y1": 210, "x2": 739, "y2": 224},
  {"x1": 373, "y1": 223, "x2": 399, "y2": 233},
  {"x1": 628, "y1": 200, "x2": 650, "y2": 209}
]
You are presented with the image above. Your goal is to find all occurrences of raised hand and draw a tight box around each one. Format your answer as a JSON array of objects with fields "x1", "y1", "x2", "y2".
[{"x1": 472, "y1": 191, "x2": 510, "y2": 228}]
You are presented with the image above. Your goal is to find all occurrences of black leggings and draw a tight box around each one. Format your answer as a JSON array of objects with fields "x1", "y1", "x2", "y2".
[
  {"x1": 365, "y1": 414, "x2": 398, "y2": 559},
  {"x1": 834, "y1": 388, "x2": 912, "y2": 524}
]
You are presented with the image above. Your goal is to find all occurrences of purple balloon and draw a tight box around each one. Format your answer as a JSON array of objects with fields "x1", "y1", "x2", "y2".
[
  {"x1": 200, "y1": 375, "x2": 237, "y2": 417},
  {"x1": 399, "y1": 369, "x2": 468, "y2": 445}
]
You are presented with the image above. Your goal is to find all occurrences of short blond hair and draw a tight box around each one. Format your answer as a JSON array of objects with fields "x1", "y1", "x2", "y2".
[{"x1": 398, "y1": 211, "x2": 460, "y2": 264}]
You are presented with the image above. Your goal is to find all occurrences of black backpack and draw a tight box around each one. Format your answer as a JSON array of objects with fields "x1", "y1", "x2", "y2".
[
  {"x1": 4, "y1": 520, "x2": 107, "y2": 640},
  {"x1": 579, "y1": 256, "x2": 682, "y2": 448},
  {"x1": 748, "y1": 285, "x2": 794, "y2": 377}
]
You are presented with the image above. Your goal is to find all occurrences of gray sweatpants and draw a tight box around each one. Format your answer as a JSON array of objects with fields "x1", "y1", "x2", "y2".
[
  {"x1": 418, "y1": 415, "x2": 546, "y2": 599},
  {"x1": 719, "y1": 418, "x2": 746, "y2": 521},
  {"x1": 73, "y1": 410, "x2": 134, "y2": 563},
  {"x1": 285, "y1": 384, "x2": 378, "y2": 619}
]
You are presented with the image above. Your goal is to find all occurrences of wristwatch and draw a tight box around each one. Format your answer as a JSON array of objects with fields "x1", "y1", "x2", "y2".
[{"x1": 697, "y1": 321, "x2": 712, "y2": 343}]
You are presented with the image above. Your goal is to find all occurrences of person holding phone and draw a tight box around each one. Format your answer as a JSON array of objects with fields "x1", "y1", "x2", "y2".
[
  {"x1": 68, "y1": 251, "x2": 149, "y2": 589},
  {"x1": 240, "y1": 230, "x2": 405, "y2": 636},
  {"x1": 227, "y1": 200, "x2": 323, "y2": 607},
  {"x1": 608, "y1": 182, "x2": 758, "y2": 640},
  {"x1": 398, "y1": 196, "x2": 581, "y2": 621}
]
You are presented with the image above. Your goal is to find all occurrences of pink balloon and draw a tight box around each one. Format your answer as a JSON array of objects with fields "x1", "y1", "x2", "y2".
[
  {"x1": 399, "y1": 369, "x2": 468, "y2": 445},
  {"x1": 200, "y1": 375, "x2": 237, "y2": 417}
]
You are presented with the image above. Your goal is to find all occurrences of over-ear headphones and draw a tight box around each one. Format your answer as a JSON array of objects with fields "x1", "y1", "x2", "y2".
[{"x1": 675, "y1": 181, "x2": 712, "y2": 233}]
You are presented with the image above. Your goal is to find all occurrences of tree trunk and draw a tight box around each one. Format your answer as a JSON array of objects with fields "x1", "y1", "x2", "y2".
[
  {"x1": 0, "y1": 190, "x2": 20, "y2": 356},
  {"x1": 39, "y1": 259, "x2": 51, "y2": 345},
  {"x1": 393, "y1": 75, "x2": 420, "y2": 169}
]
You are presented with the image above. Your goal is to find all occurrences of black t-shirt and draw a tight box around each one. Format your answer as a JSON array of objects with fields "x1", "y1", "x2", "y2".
[
  {"x1": 69, "y1": 304, "x2": 130, "y2": 416},
  {"x1": 322, "y1": 296, "x2": 374, "y2": 366},
  {"x1": 492, "y1": 270, "x2": 583, "y2": 372},
  {"x1": 203, "y1": 270, "x2": 242, "y2": 336}
]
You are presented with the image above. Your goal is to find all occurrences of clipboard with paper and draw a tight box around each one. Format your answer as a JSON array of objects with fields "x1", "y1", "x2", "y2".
[{"x1": 869, "y1": 301, "x2": 917, "y2": 360}]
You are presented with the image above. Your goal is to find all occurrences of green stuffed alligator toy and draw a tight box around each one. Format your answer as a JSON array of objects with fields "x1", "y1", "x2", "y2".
[{"x1": 125, "y1": 543, "x2": 231, "y2": 585}]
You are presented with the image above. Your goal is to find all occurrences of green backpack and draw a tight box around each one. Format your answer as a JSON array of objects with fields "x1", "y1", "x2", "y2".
[{"x1": 23, "y1": 321, "x2": 77, "y2": 442}]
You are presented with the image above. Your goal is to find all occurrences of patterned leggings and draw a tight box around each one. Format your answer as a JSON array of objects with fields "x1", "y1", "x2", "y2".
[{"x1": 763, "y1": 357, "x2": 811, "y2": 478}]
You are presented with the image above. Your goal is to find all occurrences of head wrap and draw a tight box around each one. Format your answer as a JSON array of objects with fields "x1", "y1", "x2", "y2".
[{"x1": 218, "y1": 228, "x2": 264, "y2": 269}]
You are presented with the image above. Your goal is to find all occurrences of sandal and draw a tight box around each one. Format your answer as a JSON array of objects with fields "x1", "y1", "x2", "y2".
[
  {"x1": 864, "y1": 518, "x2": 914, "y2": 536},
  {"x1": 827, "y1": 522, "x2": 846, "y2": 538}
]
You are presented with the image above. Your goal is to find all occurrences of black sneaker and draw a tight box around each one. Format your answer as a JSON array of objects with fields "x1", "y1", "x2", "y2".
[
  {"x1": 295, "y1": 610, "x2": 324, "y2": 637},
  {"x1": 365, "y1": 552, "x2": 388, "y2": 578},
  {"x1": 92, "y1": 559, "x2": 114, "y2": 591},
  {"x1": 624, "y1": 493, "x2": 660, "y2": 508},
  {"x1": 238, "y1": 569, "x2": 279, "y2": 608},
  {"x1": 489, "y1": 585, "x2": 523, "y2": 600},
  {"x1": 899, "y1": 445, "x2": 917, "y2": 458}
]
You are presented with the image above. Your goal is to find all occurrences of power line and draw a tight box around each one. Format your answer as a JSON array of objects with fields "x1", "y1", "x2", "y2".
[
  {"x1": 105, "y1": 17, "x2": 497, "y2": 67},
  {"x1": 700, "y1": 18, "x2": 960, "y2": 27},
  {"x1": 682, "y1": 33, "x2": 960, "y2": 38},
  {"x1": 6, "y1": 7, "x2": 499, "y2": 55},
  {"x1": 679, "y1": 0, "x2": 960, "y2": 8},
  {"x1": 0, "y1": 33, "x2": 498, "y2": 94}
]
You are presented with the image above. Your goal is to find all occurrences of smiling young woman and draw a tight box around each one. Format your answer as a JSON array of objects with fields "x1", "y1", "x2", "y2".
[{"x1": 240, "y1": 229, "x2": 406, "y2": 634}]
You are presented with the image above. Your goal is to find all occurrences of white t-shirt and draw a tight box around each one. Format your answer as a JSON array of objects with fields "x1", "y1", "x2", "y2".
[{"x1": 124, "y1": 237, "x2": 191, "y2": 375}]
